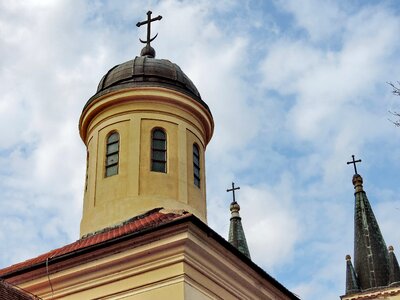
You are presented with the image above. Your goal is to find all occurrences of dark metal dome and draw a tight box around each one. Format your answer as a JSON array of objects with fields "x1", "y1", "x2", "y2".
[{"x1": 84, "y1": 56, "x2": 210, "y2": 113}]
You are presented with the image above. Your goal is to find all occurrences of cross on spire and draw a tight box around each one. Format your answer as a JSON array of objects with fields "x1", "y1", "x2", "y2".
[
  {"x1": 347, "y1": 155, "x2": 362, "y2": 175},
  {"x1": 227, "y1": 182, "x2": 240, "y2": 203},
  {"x1": 136, "y1": 11, "x2": 162, "y2": 47}
]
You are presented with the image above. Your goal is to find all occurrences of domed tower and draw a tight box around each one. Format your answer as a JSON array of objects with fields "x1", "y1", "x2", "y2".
[{"x1": 79, "y1": 13, "x2": 214, "y2": 237}]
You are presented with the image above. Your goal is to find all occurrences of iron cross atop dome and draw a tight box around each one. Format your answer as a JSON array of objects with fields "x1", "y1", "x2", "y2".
[
  {"x1": 136, "y1": 11, "x2": 162, "y2": 58},
  {"x1": 227, "y1": 182, "x2": 240, "y2": 204},
  {"x1": 347, "y1": 155, "x2": 362, "y2": 175}
]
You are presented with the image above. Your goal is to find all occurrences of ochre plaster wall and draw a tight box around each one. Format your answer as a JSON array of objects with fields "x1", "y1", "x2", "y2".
[
  {"x1": 139, "y1": 119, "x2": 179, "y2": 201},
  {"x1": 184, "y1": 281, "x2": 215, "y2": 300},
  {"x1": 79, "y1": 88, "x2": 213, "y2": 236},
  {"x1": 186, "y1": 128, "x2": 206, "y2": 215}
]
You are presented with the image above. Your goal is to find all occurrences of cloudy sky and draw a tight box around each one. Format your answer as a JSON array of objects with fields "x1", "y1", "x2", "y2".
[{"x1": 1, "y1": 0, "x2": 400, "y2": 299}]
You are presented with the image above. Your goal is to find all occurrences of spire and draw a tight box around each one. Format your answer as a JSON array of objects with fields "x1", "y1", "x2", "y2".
[
  {"x1": 227, "y1": 183, "x2": 251, "y2": 259},
  {"x1": 345, "y1": 255, "x2": 360, "y2": 294},
  {"x1": 388, "y1": 246, "x2": 400, "y2": 285},
  {"x1": 228, "y1": 201, "x2": 251, "y2": 259},
  {"x1": 352, "y1": 173, "x2": 390, "y2": 289}
]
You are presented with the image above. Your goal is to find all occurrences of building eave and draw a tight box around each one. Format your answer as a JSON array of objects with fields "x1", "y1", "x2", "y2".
[{"x1": 0, "y1": 212, "x2": 298, "y2": 299}]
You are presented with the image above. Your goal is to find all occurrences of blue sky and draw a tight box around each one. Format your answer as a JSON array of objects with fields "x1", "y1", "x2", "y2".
[{"x1": 1, "y1": 1, "x2": 400, "y2": 299}]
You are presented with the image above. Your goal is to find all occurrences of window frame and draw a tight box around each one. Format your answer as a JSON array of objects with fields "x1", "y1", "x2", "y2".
[
  {"x1": 105, "y1": 131, "x2": 120, "y2": 177},
  {"x1": 193, "y1": 143, "x2": 200, "y2": 188},
  {"x1": 85, "y1": 149, "x2": 89, "y2": 191},
  {"x1": 151, "y1": 128, "x2": 167, "y2": 173}
]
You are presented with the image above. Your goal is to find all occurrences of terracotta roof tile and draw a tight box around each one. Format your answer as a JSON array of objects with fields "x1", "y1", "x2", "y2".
[
  {"x1": 0, "y1": 279, "x2": 40, "y2": 299},
  {"x1": 0, "y1": 208, "x2": 190, "y2": 277}
]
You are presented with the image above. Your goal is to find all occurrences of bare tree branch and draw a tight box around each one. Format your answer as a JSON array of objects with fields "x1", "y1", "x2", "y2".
[
  {"x1": 388, "y1": 82, "x2": 400, "y2": 126},
  {"x1": 389, "y1": 82, "x2": 400, "y2": 95}
]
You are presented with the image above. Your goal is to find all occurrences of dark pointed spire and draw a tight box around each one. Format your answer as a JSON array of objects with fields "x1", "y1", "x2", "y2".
[
  {"x1": 388, "y1": 246, "x2": 400, "y2": 285},
  {"x1": 352, "y1": 174, "x2": 390, "y2": 290},
  {"x1": 228, "y1": 201, "x2": 251, "y2": 259},
  {"x1": 226, "y1": 182, "x2": 251, "y2": 259},
  {"x1": 345, "y1": 255, "x2": 361, "y2": 294}
]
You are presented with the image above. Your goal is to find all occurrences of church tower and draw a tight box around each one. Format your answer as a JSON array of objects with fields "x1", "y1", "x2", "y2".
[
  {"x1": 0, "y1": 12, "x2": 299, "y2": 300},
  {"x1": 342, "y1": 156, "x2": 400, "y2": 299},
  {"x1": 79, "y1": 11, "x2": 214, "y2": 237}
]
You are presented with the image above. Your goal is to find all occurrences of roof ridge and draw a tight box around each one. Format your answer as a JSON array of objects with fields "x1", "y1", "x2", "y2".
[
  {"x1": 0, "y1": 208, "x2": 189, "y2": 277},
  {"x1": 81, "y1": 207, "x2": 166, "y2": 239}
]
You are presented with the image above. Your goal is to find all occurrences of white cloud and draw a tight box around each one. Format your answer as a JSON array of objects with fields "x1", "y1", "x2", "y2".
[
  {"x1": 240, "y1": 179, "x2": 300, "y2": 271},
  {"x1": 278, "y1": 0, "x2": 346, "y2": 42},
  {"x1": 1, "y1": 1, "x2": 400, "y2": 300}
]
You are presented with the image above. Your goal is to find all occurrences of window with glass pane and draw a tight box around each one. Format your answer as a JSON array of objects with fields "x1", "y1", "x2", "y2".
[
  {"x1": 193, "y1": 144, "x2": 200, "y2": 187},
  {"x1": 85, "y1": 150, "x2": 89, "y2": 191},
  {"x1": 105, "y1": 132, "x2": 119, "y2": 177},
  {"x1": 151, "y1": 129, "x2": 166, "y2": 173}
]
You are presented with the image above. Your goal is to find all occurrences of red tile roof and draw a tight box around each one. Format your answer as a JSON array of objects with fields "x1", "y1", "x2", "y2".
[
  {"x1": 0, "y1": 208, "x2": 300, "y2": 299},
  {"x1": 0, "y1": 208, "x2": 190, "y2": 277},
  {"x1": 0, "y1": 279, "x2": 40, "y2": 299}
]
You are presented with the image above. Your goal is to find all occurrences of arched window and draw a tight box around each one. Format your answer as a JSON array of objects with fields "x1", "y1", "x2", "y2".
[
  {"x1": 151, "y1": 129, "x2": 167, "y2": 173},
  {"x1": 85, "y1": 150, "x2": 89, "y2": 191},
  {"x1": 105, "y1": 132, "x2": 119, "y2": 177},
  {"x1": 193, "y1": 144, "x2": 200, "y2": 187}
]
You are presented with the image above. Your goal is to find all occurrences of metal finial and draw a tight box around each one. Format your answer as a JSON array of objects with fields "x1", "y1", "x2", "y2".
[
  {"x1": 136, "y1": 11, "x2": 162, "y2": 58},
  {"x1": 347, "y1": 155, "x2": 362, "y2": 175},
  {"x1": 227, "y1": 182, "x2": 240, "y2": 203}
]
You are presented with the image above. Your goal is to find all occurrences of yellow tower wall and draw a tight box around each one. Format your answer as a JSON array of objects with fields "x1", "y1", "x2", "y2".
[{"x1": 79, "y1": 88, "x2": 213, "y2": 237}]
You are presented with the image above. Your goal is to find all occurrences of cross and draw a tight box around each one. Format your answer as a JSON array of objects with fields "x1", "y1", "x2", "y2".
[
  {"x1": 227, "y1": 182, "x2": 240, "y2": 203},
  {"x1": 347, "y1": 155, "x2": 362, "y2": 175},
  {"x1": 136, "y1": 11, "x2": 162, "y2": 47}
]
